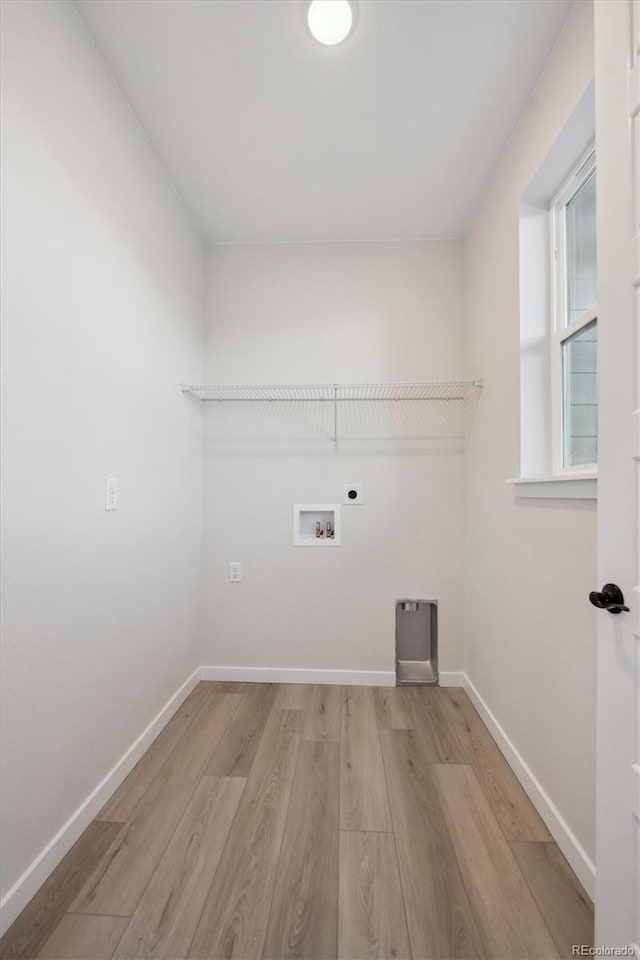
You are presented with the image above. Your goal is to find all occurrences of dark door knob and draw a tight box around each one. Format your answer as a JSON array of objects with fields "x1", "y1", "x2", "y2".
[{"x1": 589, "y1": 583, "x2": 630, "y2": 614}]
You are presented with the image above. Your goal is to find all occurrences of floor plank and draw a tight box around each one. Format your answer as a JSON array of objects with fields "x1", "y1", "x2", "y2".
[
  {"x1": 37, "y1": 914, "x2": 129, "y2": 959},
  {"x1": 0, "y1": 822, "x2": 122, "y2": 960},
  {"x1": 71, "y1": 692, "x2": 241, "y2": 917},
  {"x1": 207, "y1": 682, "x2": 246, "y2": 694},
  {"x1": 402, "y1": 687, "x2": 470, "y2": 763},
  {"x1": 511, "y1": 841, "x2": 594, "y2": 958},
  {"x1": 338, "y1": 831, "x2": 411, "y2": 960},
  {"x1": 97, "y1": 682, "x2": 212, "y2": 823},
  {"x1": 301, "y1": 686, "x2": 341, "y2": 742},
  {"x1": 371, "y1": 688, "x2": 410, "y2": 730},
  {"x1": 340, "y1": 688, "x2": 392, "y2": 832},
  {"x1": 273, "y1": 684, "x2": 309, "y2": 710},
  {"x1": 113, "y1": 776, "x2": 245, "y2": 960},
  {"x1": 438, "y1": 689, "x2": 552, "y2": 841},
  {"x1": 188, "y1": 710, "x2": 301, "y2": 959},
  {"x1": 380, "y1": 729, "x2": 485, "y2": 959},
  {"x1": 263, "y1": 741, "x2": 340, "y2": 959},
  {"x1": 434, "y1": 764, "x2": 559, "y2": 959},
  {"x1": 206, "y1": 684, "x2": 276, "y2": 777}
]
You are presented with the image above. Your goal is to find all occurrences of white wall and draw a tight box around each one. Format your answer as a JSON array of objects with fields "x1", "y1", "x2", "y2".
[
  {"x1": 202, "y1": 241, "x2": 465, "y2": 677},
  {"x1": 0, "y1": 0, "x2": 203, "y2": 911},
  {"x1": 464, "y1": 0, "x2": 597, "y2": 873}
]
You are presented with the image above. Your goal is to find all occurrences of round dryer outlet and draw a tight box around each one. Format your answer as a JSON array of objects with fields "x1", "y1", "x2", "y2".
[{"x1": 342, "y1": 483, "x2": 363, "y2": 505}]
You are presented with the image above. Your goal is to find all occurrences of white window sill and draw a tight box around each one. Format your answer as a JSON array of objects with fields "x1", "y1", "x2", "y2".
[{"x1": 506, "y1": 473, "x2": 597, "y2": 500}]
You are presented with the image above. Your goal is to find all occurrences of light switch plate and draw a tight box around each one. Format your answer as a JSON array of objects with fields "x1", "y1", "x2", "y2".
[{"x1": 105, "y1": 478, "x2": 118, "y2": 511}]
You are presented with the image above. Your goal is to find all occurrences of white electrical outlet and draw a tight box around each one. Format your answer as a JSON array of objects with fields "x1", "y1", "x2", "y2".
[
  {"x1": 105, "y1": 478, "x2": 118, "y2": 511},
  {"x1": 229, "y1": 561, "x2": 242, "y2": 582}
]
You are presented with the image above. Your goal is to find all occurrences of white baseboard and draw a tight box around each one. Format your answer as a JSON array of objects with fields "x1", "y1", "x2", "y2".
[
  {"x1": 463, "y1": 673, "x2": 596, "y2": 900},
  {"x1": 200, "y1": 665, "x2": 396, "y2": 686},
  {"x1": 438, "y1": 671, "x2": 465, "y2": 687},
  {"x1": 200, "y1": 666, "x2": 463, "y2": 688},
  {"x1": 0, "y1": 667, "x2": 201, "y2": 937}
]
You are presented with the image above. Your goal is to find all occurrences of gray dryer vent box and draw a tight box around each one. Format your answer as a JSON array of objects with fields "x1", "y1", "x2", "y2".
[{"x1": 395, "y1": 599, "x2": 438, "y2": 685}]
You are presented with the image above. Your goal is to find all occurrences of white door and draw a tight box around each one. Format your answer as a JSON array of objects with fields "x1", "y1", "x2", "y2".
[{"x1": 594, "y1": 0, "x2": 640, "y2": 951}]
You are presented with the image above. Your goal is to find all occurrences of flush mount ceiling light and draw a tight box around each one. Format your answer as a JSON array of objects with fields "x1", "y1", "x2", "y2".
[{"x1": 306, "y1": 0, "x2": 355, "y2": 46}]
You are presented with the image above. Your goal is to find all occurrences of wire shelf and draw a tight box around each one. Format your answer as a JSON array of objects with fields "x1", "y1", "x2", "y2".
[
  {"x1": 181, "y1": 380, "x2": 483, "y2": 451},
  {"x1": 181, "y1": 380, "x2": 482, "y2": 402}
]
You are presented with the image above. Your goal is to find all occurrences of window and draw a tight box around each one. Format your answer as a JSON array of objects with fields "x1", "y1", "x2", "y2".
[
  {"x1": 551, "y1": 151, "x2": 597, "y2": 471},
  {"x1": 514, "y1": 84, "x2": 597, "y2": 497}
]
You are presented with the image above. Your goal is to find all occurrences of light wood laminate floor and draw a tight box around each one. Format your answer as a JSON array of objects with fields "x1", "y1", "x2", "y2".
[{"x1": 0, "y1": 682, "x2": 594, "y2": 960}]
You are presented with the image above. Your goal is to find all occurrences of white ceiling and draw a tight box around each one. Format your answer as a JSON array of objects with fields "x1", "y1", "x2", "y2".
[{"x1": 75, "y1": 0, "x2": 574, "y2": 242}]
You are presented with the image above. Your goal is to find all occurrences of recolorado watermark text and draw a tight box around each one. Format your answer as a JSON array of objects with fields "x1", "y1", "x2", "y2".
[{"x1": 572, "y1": 947, "x2": 635, "y2": 957}]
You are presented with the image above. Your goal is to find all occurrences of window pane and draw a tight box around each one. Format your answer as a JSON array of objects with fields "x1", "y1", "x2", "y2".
[
  {"x1": 566, "y1": 169, "x2": 596, "y2": 324},
  {"x1": 562, "y1": 319, "x2": 598, "y2": 467}
]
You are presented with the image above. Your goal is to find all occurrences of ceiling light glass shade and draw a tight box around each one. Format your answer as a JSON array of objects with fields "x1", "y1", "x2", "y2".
[{"x1": 307, "y1": 0, "x2": 354, "y2": 45}]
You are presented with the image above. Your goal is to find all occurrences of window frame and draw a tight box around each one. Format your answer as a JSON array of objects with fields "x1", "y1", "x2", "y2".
[{"x1": 550, "y1": 146, "x2": 597, "y2": 476}]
